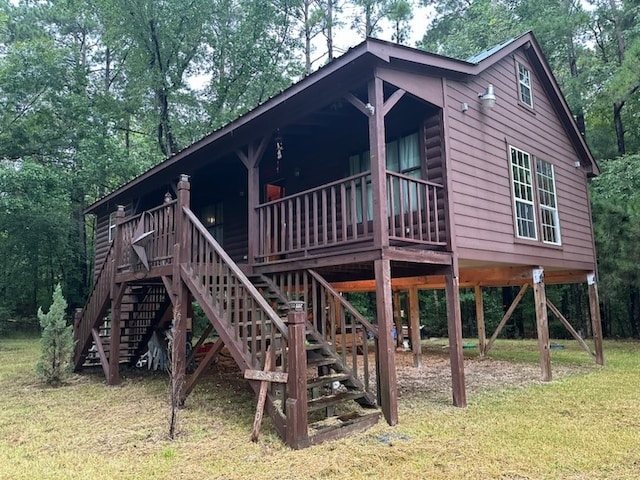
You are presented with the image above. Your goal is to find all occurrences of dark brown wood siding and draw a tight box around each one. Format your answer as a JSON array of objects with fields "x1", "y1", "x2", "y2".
[
  {"x1": 92, "y1": 202, "x2": 134, "y2": 282},
  {"x1": 445, "y1": 50, "x2": 596, "y2": 271}
]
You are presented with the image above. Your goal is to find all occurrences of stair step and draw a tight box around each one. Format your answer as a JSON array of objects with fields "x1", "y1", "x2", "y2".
[
  {"x1": 306, "y1": 355, "x2": 336, "y2": 368},
  {"x1": 307, "y1": 390, "x2": 366, "y2": 413},
  {"x1": 305, "y1": 342, "x2": 324, "y2": 351},
  {"x1": 306, "y1": 373, "x2": 350, "y2": 390},
  {"x1": 308, "y1": 411, "x2": 381, "y2": 446}
]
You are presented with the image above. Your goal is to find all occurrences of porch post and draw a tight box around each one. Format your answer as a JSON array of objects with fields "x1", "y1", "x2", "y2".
[
  {"x1": 532, "y1": 267, "x2": 552, "y2": 381},
  {"x1": 408, "y1": 286, "x2": 422, "y2": 367},
  {"x1": 108, "y1": 205, "x2": 126, "y2": 385},
  {"x1": 475, "y1": 285, "x2": 487, "y2": 356},
  {"x1": 368, "y1": 76, "x2": 389, "y2": 248},
  {"x1": 445, "y1": 266, "x2": 466, "y2": 407},
  {"x1": 374, "y1": 259, "x2": 398, "y2": 425},
  {"x1": 588, "y1": 273, "x2": 605, "y2": 366},
  {"x1": 172, "y1": 175, "x2": 191, "y2": 402},
  {"x1": 247, "y1": 162, "x2": 259, "y2": 265}
]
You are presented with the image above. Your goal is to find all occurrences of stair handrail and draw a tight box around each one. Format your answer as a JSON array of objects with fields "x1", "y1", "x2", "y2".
[
  {"x1": 73, "y1": 241, "x2": 115, "y2": 366},
  {"x1": 183, "y1": 207, "x2": 289, "y2": 341},
  {"x1": 307, "y1": 269, "x2": 378, "y2": 337}
]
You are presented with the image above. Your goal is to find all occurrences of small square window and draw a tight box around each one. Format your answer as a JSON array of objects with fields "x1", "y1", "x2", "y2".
[{"x1": 517, "y1": 63, "x2": 533, "y2": 108}]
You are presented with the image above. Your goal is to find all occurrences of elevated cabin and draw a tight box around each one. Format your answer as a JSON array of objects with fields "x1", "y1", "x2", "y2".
[{"x1": 74, "y1": 32, "x2": 603, "y2": 448}]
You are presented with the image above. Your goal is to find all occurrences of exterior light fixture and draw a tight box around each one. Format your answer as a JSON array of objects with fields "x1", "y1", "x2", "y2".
[{"x1": 479, "y1": 84, "x2": 496, "y2": 110}]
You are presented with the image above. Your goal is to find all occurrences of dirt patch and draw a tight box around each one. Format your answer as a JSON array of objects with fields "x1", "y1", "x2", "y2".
[{"x1": 393, "y1": 345, "x2": 592, "y2": 404}]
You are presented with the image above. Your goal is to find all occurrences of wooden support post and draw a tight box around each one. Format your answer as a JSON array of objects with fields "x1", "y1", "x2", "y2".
[
  {"x1": 393, "y1": 290, "x2": 403, "y2": 348},
  {"x1": 475, "y1": 286, "x2": 486, "y2": 356},
  {"x1": 588, "y1": 273, "x2": 604, "y2": 366},
  {"x1": 445, "y1": 269, "x2": 466, "y2": 407},
  {"x1": 286, "y1": 302, "x2": 309, "y2": 449},
  {"x1": 247, "y1": 156, "x2": 260, "y2": 266},
  {"x1": 250, "y1": 346, "x2": 274, "y2": 442},
  {"x1": 91, "y1": 328, "x2": 109, "y2": 379},
  {"x1": 408, "y1": 286, "x2": 422, "y2": 367},
  {"x1": 107, "y1": 205, "x2": 126, "y2": 386},
  {"x1": 108, "y1": 283, "x2": 125, "y2": 385},
  {"x1": 368, "y1": 76, "x2": 389, "y2": 249},
  {"x1": 532, "y1": 268, "x2": 552, "y2": 382},
  {"x1": 172, "y1": 175, "x2": 191, "y2": 403},
  {"x1": 374, "y1": 259, "x2": 399, "y2": 425},
  {"x1": 182, "y1": 337, "x2": 224, "y2": 402}
]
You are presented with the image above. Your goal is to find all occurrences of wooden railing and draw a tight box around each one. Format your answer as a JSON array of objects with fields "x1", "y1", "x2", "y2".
[
  {"x1": 182, "y1": 207, "x2": 289, "y2": 371},
  {"x1": 256, "y1": 172, "x2": 374, "y2": 261},
  {"x1": 268, "y1": 270, "x2": 379, "y2": 398},
  {"x1": 73, "y1": 242, "x2": 115, "y2": 369},
  {"x1": 386, "y1": 171, "x2": 446, "y2": 245},
  {"x1": 117, "y1": 200, "x2": 177, "y2": 271},
  {"x1": 256, "y1": 171, "x2": 447, "y2": 261}
]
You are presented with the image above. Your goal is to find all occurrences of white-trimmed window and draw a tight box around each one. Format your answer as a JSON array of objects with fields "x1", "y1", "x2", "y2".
[
  {"x1": 509, "y1": 146, "x2": 562, "y2": 245},
  {"x1": 517, "y1": 63, "x2": 533, "y2": 108},
  {"x1": 510, "y1": 147, "x2": 537, "y2": 239},
  {"x1": 108, "y1": 212, "x2": 116, "y2": 243},
  {"x1": 536, "y1": 159, "x2": 561, "y2": 244}
]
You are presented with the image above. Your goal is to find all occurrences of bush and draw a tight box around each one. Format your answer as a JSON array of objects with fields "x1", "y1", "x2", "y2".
[{"x1": 36, "y1": 284, "x2": 75, "y2": 385}]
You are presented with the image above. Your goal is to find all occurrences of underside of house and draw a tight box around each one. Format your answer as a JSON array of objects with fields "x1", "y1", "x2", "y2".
[{"x1": 73, "y1": 33, "x2": 604, "y2": 449}]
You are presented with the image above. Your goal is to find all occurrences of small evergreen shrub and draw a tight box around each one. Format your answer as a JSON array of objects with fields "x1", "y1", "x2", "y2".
[{"x1": 36, "y1": 284, "x2": 75, "y2": 385}]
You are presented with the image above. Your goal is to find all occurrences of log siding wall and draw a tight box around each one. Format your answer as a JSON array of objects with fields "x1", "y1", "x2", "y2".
[{"x1": 445, "y1": 52, "x2": 596, "y2": 270}]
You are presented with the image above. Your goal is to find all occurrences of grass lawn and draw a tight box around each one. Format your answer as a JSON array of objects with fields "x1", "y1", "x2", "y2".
[{"x1": 0, "y1": 336, "x2": 639, "y2": 479}]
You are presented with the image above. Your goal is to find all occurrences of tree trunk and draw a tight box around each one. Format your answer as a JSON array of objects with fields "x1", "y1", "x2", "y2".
[
  {"x1": 630, "y1": 285, "x2": 640, "y2": 339},
  {"x1": 304, "y1": 0, "x2": 312, "y2": 74},
  {"x1": 613, "y1": 101, "x2": 626, "y2": 155},
  {"x1": 326, "y1": 0, "x2": 334, "y2": 62}
]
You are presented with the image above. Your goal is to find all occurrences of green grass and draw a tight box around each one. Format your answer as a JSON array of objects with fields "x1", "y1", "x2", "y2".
[{"x1": 1, "y1": 337, "x2": 639, "y2": 479}]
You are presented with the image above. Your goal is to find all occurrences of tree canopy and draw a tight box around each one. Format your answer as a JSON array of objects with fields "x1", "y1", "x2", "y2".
[{"x1": 0, "y1": 0, "x2": 639, "y2": 337}]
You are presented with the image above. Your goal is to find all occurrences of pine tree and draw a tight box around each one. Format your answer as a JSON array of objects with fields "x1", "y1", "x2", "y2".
[{"x1": 36, "y1": 284, "x2": 75, "y2": 385}]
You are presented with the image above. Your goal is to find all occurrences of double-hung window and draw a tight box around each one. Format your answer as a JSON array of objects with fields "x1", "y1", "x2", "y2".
[
  {"x1": 509, "y1": 146, "x2": 561, "y2": 245},
  {"x1": 510, "y1": 147, "x2": 537, "y2": 239},
  {"x1": 536, "y1": 159, "x2": 561, "y2": 244},
  {"x1": 517, "y1": 62, "x2": 533, "y2": 108}
]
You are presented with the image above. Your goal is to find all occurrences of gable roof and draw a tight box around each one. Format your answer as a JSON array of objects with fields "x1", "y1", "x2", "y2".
[{"x1": 87, "y1": 32, "x2": 597, "y2": 215}]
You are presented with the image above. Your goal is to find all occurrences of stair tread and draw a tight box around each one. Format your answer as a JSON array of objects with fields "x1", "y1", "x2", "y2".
[
  {"x1": 307, "y1": 390, "x2": 366, "y2": 412},
  {"x1": 307, "y1": 411, "x2": 381, "y2": 445},
  {"x1": 306, "y1": 372, "x2": 351, "y2": 389}
]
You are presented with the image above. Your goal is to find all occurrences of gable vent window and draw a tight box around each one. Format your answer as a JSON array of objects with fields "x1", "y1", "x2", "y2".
[{"x1": 517, "y1": 63, "x2": 533, "y2": 108}]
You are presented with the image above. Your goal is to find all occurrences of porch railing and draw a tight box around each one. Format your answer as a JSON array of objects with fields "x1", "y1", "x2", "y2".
[
  {"x1": 386, "y1": 171, "x2": 446, "y2": 246},
  {"x1": 256, "y1": 172, "x2": 374, "y2": 261},
  {"x1": 117, "y1": 200, "x2": 177, "y2": 271},
  {"x1": 256, "y1": 171, "x2": 447, "y2": 261}
]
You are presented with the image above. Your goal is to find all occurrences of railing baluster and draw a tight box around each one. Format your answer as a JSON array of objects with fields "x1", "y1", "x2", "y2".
[{"x1": 321, "y1": 189, "x2": 328, "y2": 245}]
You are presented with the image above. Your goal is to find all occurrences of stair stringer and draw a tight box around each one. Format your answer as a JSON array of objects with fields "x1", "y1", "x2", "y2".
[{"x1": 73, "y1": 243, "x2": 115, "y2": 370}]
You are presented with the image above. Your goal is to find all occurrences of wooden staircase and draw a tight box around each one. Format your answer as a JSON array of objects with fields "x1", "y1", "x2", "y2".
[
  {"x1": 79, "y1": 284, "x2": 170, "y2": 368},
  {"x1": 247, "y1": 274, "x2": 380, "y2": 443},
  {"x1": 74, "y1": 199, "x2": 382, "y2": 448}
]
